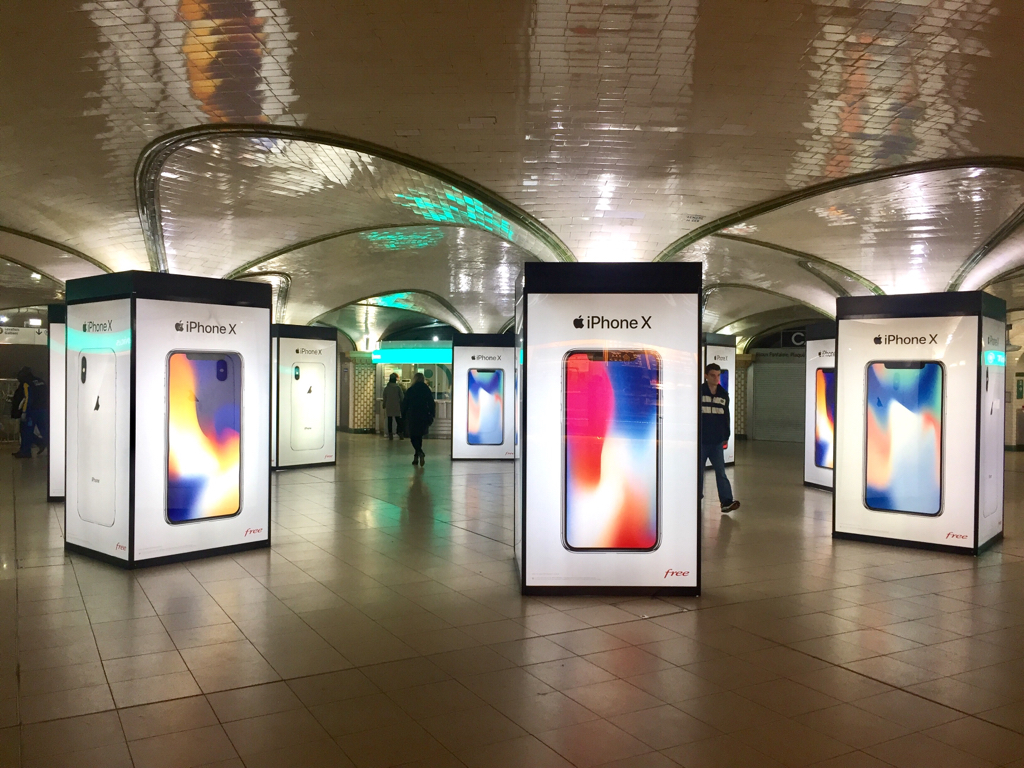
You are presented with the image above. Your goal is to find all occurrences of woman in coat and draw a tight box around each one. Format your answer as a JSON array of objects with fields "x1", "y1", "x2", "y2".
[
  {"x1": 382, "y1": 373, "x2": 404, "y2": 439},
  {"x1": 401, "y1": 373, "x2": 435, "y2": 465}
]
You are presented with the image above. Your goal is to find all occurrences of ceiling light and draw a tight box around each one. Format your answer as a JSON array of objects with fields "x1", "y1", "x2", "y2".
[
  {"x1": 969, "y1": 168, "x2": 984, "y2": 178},
  {"x1": 30, "y1": 273, "x2": 40, "y2": 280},
  {"x1": 0, "y1": 316, "x2": 7, "y2": 323},
  {"x1": 28, "y1": 318, "x2": 41, "y2": 327},
  {"x1": 432, "y1": 336, "x2": 439, "y2": 341}
]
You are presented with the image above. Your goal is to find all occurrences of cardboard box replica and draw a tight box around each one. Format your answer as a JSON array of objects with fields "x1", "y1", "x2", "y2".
[
  {"x1": 515, "y1": 262, "x2": 702, "y2": 593},
  {"x1": 833, "y1": 292, "x2": 1004, "y2": 553},
  {"x1": 451, "y1": 333, "x2": 515, "y2": 460},
  {"x1": 273, "y1": 324, "x2": 337, "y2": 469},
  {"x1": 804, "y1": 321, "x2": 836, "y2": 490},
  {"x1": 64, "y1": 272, "x2": 272, "y2": 566}
]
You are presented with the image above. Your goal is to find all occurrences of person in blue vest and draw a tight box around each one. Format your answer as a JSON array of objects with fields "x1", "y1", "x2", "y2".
[
  {"x1": 700, "y1": 363, "x2": 740, "y2": 512},
  {"x1": 11, "y1": 367, "x2": 48, "y2": 458}
]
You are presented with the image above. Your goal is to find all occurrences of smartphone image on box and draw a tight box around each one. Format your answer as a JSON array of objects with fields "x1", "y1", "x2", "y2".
[
  {"x1": 814, "y1": 368, "x2": 836, "y2": 469},
  {"x1": 468, "y1": 369, "x2": 504, "y2": 445},
  {"x1": 865, "y1": 361, "x2": 943, "y2": 516},
  {"x1": 77, "y1": 349, "x2": 117, "y2": 527},
  {"x1": 290, "y1": 363, "x2": 326, "y2": 451},
  {"x1": 563, "y1": 349, "x2": 661, "y2": 551},
  {"x1": 167, "y1": 351, "x2": 242, "y2": 524}
]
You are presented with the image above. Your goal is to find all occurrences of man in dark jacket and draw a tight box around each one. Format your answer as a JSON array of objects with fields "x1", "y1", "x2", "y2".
[
  {"x1": 402, "y1": 372, "x2": 435, "y2": 466},
  {"x1": 11, "y1": 367, "x2": 48, "y2": 458},
  {"x1": 700, "y1": 363, "x2": 740, "y2": 512}
]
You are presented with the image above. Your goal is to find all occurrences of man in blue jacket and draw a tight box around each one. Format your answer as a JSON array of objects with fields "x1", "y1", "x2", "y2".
[
  {"x1": 700, "y1": 363, "x2": 740, "y2": 512},
  {"x1": 11, "y1": 367, "x2": 48, "y2": 458}
]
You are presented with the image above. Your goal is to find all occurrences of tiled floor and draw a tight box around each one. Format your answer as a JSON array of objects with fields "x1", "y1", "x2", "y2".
[{"x1": 4, "y1": 435, "x2": 1024, "y2": 767}]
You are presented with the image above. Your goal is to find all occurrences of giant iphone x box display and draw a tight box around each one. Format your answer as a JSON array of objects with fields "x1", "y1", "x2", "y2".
[
  {"x1": 452, "y1": 333, "x2": 515, "y2": 460},
  {"x1": 47, "y1": 304, "x2": 66, "y2": 501},
  {"x1": 273, "y1": 324, "x2": 337, "y2": 469},
  {"x1": 804, "y1": 322, "x2": 836, "y2": 490},
  {"x1": 516, "y1": 262, "x2": 701, "y2": 593},
  {"x1": 65, "y1": 272, "x2": 271, "y2": 566},
  {"x1": 833, "y1": 292, "x2": 1004, "y2": 553}
]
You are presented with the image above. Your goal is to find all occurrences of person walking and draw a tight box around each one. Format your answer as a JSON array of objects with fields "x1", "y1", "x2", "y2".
[
  {"x1": 11, "y1": 367, "x2": 48, "y2": 458},
  {"x1": 700, "y1": 363, "x2": 740, "y2": 512},
  {"x1": 382, "y1": 372, "x2": 405, "y2": 440},
  {"x1": 402, "y1": 372, "x2": 435, "y2": 466}
]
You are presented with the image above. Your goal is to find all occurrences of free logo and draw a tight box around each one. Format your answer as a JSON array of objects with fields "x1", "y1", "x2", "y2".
[
  {"x1": 115, "y1": 543, "x2": 126, "y2": 552},
  {"x1": 574, "y1": 315, "x2": 652, "y2": 330},
  {"x1": 82, "y1": 320, "x2": 113, "y2": 333},
  {"x1": 945, "y1": 532, "x2": 969, "y2": 540},
  {"x1": 874, "y1": 333, "x2": 937, "y2": 346},
  {"x1": 663, "y1": 569, "x2": 691, "y2": 578},
  {"x1": 175, "y1": 320, "x2": 237, "y2": 335},
  {"x1": 244, "y1": 528, "x2": 264, "y2": 537}
]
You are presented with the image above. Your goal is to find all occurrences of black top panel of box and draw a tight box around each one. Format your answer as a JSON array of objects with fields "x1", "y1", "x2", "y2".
[
  {"x1": 66, "y1": 271, "x2": 273, "y2": 309},
  {"x1": 452, "y1": 332, "x2": 514, "y2": 348},
  {"x1": 703, "y1": 333, "x2": 735, "y2": 348},
  {"x1": 524, "y1": 262, "x2": 701, "y2": 294},
  {"x1": 272, "y1": 324, "x2": 337, "y2": 341},
  {"x1": 47, "y1": 304, "x2": 66, "y2": 324},
  {"x1": 805, "y1": 320, "x2": 837, "y2": 341},
  {"x1": 837, "y1": 291, "x2": 1005, "y2": 321}
]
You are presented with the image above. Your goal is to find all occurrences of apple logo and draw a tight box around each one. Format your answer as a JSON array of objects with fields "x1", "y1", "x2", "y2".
[
  {"x1": 573, "y1": 316, "x2": 584, "y2": 329},
  {"x1": 175, "y1": 321, "x2": 184, "y2": 331},
  {"x1": 82, "y1": 323, "x2": 88, "y2": 332},
  {"x1": 873, "y1": 335, "x2": 882, "y2": 345}
]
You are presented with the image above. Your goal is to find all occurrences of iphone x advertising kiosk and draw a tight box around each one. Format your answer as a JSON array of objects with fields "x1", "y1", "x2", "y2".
[
  {"x1": 452, "y1": 333, "x2": 515, "y2": 460},
  {"x1": 515, "y1": 262, "x2": 701, "y2": 594},
  {"x1": 64, "y1": 272, "x2": 272, "y2": 566},
  {"x1": 703, "y1": 333, "x2": 736, "y2": 465},
  {"x1": 833, "y1": 292, "x2": 1005, "y2": 553},
  {"x1": 273, "y1": 324, "x2": 337, "y2": 469},
  {"x1": 48, "y1": 303, "x2": 66, "y2": 501},
  {"x1": 804, "y1": 321, "x2": 836, "y2": 490}
]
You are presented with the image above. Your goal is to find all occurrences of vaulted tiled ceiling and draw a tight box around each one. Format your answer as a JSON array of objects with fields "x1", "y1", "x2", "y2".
[{"x1": 1, "y1": 0, "x2": 1024, "y2": 340}]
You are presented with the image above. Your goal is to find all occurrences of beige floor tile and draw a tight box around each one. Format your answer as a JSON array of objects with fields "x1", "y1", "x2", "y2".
[
  {"x1": 865, "y1": 732, "x2": 995, "y2": 768},
  {"x1": 241, "y1": 738, "x2": 356, "y2": 768},
  {"x1": 189, "y1": 659, "x2": 281, "y2": 694},
  {"x1": 489, "y1": 637, "x2": 576, "y2": 666},
  {"x1": 285, "y1": 669, "x2": 380, "y2": 707},
  {"x1": 103, "y1": 650, "x2": 186, "y2": 683},
  {"x1": 788, "y1": 667, "x2": 894, "y2": 703},
  {"x1": 222, "y1": 708, "x2": 331, "y2": 756},
  {"x1": 663, "y1": 733, "x2": 787, "y2": 768},
  {"x1": 20, "y1": 711, "x2": 124, "y2": 762},
  {"x1": 458, "y1": 734, "x2": 574, "y2": 768},
  {"x1": 852, "y1": 690, "x2": 964, "y2": 731},
  {"x1": 360, "y1": 657, "x2": 451, "y2": 692},
  {"x1": 206, "y1": 681, "x2": 303, "y2": 723},
  {"x1": 421, "y1": 703, "x2": 525, "y2": 751},
  {"x1": 18, "y1": 661, "x2": 106, "y2": 696},
  {"x1": 19, "y1": 683, "x2": 114, "y2": 723},
  {"x1": 795, "y1": 703, "x2": 911, "y2": 749},
  {"x1": 609, "y1": 703, "x2": 720, "y2": 749},
  {"x1": 548, "y1": 628, "x2": 632, "y2": 655},
  {"x1": 537, "y1": 719, "x2": 651, "y2": 768},
  {"x1": 675, "y1": 691, "x2": 786, "y2": 733},
  {"x1": 733, "y1": 718, "x2": 854, "y2": 766},
  {"x1": 525, "y1": 656, "x2": 616, "y2": 690},
  {"x1": 735, "y1": 677, "x2": 841, "y2": 716},
  {"x1": 128, "y1": 724, "x2": 237, "y2": 768},
  {"x1": 625, "y1": 667, "x2": 724, "y2": 703},
  {"x1": 109, "y1": 671, "x2": 201, "y2": 708},
  {"x1": 924, "y1": 715, "x2": 1024, "y2": 765},
  {"x1": 335, "y1": 720, "x2": 450, "y2": 768},
  {"x1": 21, "y1": 740, "x2": 133, "y2": 768},
  {"x1": 118, "y1": 696, "x2": 218, "y2": 741},
  {"x1": 426, "y1": 646, "x2": 516, "y2": 677},
  {"x1": 562, "y1": 680, "x2": 664, "y2": 717},
  {"x1": 310, "y1": 692, "x2": 413, "y2": 736},
  {"x1": 388, "y1": 678, "x2": 485, "y2": 719}
]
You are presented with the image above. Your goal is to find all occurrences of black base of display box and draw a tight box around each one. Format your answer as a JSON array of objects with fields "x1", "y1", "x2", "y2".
[
  {"x1": 802, "y1": 481, "x2": 832, "y2": 492},
  {"x1": 65, "y1": 539, "x2": 270, "y2": 569},
  {"x1": 47, "y1": 495, "x2": 65, "y2": 503},
  {"x1": 833, "y1": 530, "x2": 1003, "y2": 557},
  {"x1": 522, "y1": 585, "x2": 700, "y2": 597},
  {"x1": 273, "y1": 460, "x2": 337, "y2": 471}
]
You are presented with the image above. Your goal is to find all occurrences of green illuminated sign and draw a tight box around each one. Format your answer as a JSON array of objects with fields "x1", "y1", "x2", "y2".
[
  {"x1": 984, "y1": 350, "x2": 1006, "y2": 366},
  {"x1": 393, "y1": 186, "x2": 515, "y2": 240},
  {"x1": 361, "y1": 228, "x2": 444, "y2": 251},
  {"x1": 371, "y1": 347, "x2": 452, "y2": 365}
]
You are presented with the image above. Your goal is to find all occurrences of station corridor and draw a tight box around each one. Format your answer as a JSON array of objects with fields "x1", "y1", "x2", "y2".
[{"x1": 2, "y1": 437, "x2": 1024, "y2": 767}]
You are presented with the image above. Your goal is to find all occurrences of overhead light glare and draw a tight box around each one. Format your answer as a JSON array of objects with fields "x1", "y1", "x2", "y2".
[
  {"x1": 30, "y1": 273, "x2": 41, "y2": 280},
  {"x1": 28, "y1": 318, "x2": 42, "y2": 327},
  {"x1": 432, "y1": 336, "x2": 439, "y2": 341}
]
